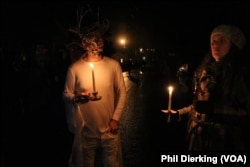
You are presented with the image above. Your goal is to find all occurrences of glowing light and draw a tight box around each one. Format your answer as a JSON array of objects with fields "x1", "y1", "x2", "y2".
[
  {"x1": 119, "y1": 38, "x2": 126, "y2": 48},
  {"x1": 89, "y1": 63, "x2": 96, "y2": 92},
  {"x1": 167, "y1": 86, "x2": 174, "y2": 111}
]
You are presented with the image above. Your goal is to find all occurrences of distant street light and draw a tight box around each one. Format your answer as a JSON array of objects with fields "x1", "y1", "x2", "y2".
[{"x1": 119, "y1": 38, "x2": 126, "y2": 48}]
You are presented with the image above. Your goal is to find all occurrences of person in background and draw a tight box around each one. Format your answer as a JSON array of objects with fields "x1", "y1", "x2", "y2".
[
  {"x1": 171, "y1": 24, "x2": 250, "y2": 150},
  {"x1": 63, "y1": 7, "x2": 127, "y2": 167}
]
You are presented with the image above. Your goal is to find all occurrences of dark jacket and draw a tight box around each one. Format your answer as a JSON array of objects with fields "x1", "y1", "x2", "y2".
[{"x1": 181, "y1": 45, "x2": 250, "y2": 150}]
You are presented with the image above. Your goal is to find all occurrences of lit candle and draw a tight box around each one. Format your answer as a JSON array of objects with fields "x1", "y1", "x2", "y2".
[
  {"x1": 89, "y1": 63, "x2": 96, "y2": 92},
  {"x1": 167, "y1": 86, "x2": 173, "y2": 123},
  {"x1": 168, "y1": 86, "x2": 173, "y2": 111}
]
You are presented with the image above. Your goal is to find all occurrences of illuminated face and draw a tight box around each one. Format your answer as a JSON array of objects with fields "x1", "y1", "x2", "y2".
[{"x1": 210, "y1": 33, "x2": 231, "y2": 61}]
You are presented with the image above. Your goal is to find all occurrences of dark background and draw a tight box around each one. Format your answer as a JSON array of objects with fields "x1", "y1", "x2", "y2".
[
  {"x1": 2, "y1": 1, "x2": 250, "y2": 166},
  {"x1": 2, "y1": 1, "x2": 250, "y2": 51},
  {"x1": 2, "y1": 1, "x2": 250, "y2": 71}
]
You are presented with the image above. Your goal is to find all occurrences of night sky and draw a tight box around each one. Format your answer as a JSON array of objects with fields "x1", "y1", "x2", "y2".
[
  {"x1": 1, "y1": 1, "x2": 250, "y2": 91},
  {"x1": 2, "y1": 1, "x2": 250, "y2": 52}
]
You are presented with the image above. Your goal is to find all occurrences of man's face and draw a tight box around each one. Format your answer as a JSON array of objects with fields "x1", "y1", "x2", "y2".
[{"x1": 82, "y1": 35, "x2": 104, "y2": 54}]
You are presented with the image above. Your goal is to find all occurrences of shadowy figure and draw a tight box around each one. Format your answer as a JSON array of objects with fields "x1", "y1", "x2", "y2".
[{"x1": 168, "y1": 24, "x2": 250, "y2": 151}]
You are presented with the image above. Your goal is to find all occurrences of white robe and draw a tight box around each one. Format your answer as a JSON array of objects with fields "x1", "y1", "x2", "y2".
[{"x1": 63, "y1": 56, "x2": 126, "y2": 167}]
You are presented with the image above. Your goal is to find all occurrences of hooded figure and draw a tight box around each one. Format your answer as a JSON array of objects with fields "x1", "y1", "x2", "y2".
[{"x1": 172, "y1": 24, "x2": 250, "y2": 150}]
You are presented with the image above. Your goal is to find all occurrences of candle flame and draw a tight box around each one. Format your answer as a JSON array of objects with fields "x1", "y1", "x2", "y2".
[
  {"x1": 168, "y1": 86, "x2": 173, "y2": 94},
  {"x1": 89, "y1": 63, "x2": 94, "y2": 69}
]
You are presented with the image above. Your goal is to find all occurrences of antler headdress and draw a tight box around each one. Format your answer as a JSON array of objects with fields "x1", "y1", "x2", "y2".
[{"x1": 68, "y1": 5, "x2": 110, "y2": 49}]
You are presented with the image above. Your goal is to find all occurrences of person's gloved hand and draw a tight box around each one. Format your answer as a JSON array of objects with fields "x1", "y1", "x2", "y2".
[
  {"x1": 161, "y1": 109, "x2": 180, "y2": 122},
  {"x1": 161, "y1": 109, "x2": 178, "y2": 114}
]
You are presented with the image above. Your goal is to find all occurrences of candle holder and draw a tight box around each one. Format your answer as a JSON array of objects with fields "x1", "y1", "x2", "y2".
[
  {"x1": 89, "y1": 91, "x2": 102, "y2": 101},
  {"x1": 161, "y1": 109, "x2": 171, "y2": 123},
  {"x1": 167, "y1": 110, "x2": 171, "y2": 123}
]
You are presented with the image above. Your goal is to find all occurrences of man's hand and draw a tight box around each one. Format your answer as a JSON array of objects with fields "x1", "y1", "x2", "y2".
[
  {"x1": 72, "y1": 92, "x2": 90, "y2": 103},
  {"x1": 108, "y1": 119, "x2": 119, "y2": 134}
]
